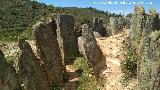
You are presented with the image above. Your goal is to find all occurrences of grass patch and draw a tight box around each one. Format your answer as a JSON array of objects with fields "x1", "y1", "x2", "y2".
[
  {"x1": 50, "y1": 82, "x2": 63, "y2": 90},
  {"x1": 73, "y1": 57, "x2": 105, "y2": 90}
]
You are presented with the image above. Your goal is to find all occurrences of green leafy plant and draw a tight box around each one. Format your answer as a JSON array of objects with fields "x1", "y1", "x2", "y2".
[
  {"x1": 149, "y1": 7, "x2": 156, "y2": 16},
  {"x1": 73, "y1": 57, "x2": 105, "y2": 90},
  {"x1": 0, "y1": 0, "x2": 120, "y2": 42},
  {"x1": 120, "y1": 37, "x2": 137, "y2": 86},
  {"x1": 50, "y1": 82, "x2": 63, "y2": 90}
]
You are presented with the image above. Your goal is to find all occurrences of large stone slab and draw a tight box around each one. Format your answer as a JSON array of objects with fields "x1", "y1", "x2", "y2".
[
  {"x1": 78, "y1": 24, "x2": 107, "y2": 78},
  {"x1": 92, "y1": 17, "x2": 107, "y2": 37},
  {"x1": 56, "y1": 14, "x2": 76, "y2": 65},
  {"x1": 0, "y1": 50, "x2": 19, "y2": 90},
  {"x1": 18, "y1": 40, "x2": 50, "y2": 90},
  {"x1": 33, "y1": 20, "x2": 64, "y2": 85}
]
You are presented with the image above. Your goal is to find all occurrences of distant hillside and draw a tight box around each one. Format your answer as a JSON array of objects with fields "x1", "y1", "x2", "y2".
[{"x1": 0, "y1": 0, "x2": 120, "y2": 41}]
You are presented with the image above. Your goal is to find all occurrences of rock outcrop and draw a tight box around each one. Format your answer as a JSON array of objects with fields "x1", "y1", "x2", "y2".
[
  {"x1": 78, "y1": 37, "x2": 87, "y2": 59},
  {"x1": 92, "y1": 17, "x2": 107, "y2": 37},
  {"x1": 18, "y1": 40, "x2": 50, "y2": 90},
  {"x1": 0, "y1": 50, "x2": 19, "y2": 90},
  {"x1": 110, "y1": 17, "x2": 124, "y2": 35},
  {"x1": 78, "y1": 24, "x2": 107, "y2": 78},
  {"x1": 33, "y1": 20, "x2": 64, "y2": 85},
  {"x1": 56, "y1": 14, "x2": 76, "y2": 65}
]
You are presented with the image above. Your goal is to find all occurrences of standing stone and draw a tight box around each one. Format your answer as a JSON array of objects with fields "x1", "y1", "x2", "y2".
[
  {"x1": 93, "y1": 17, "x2": 99, "y2": 25},
  {"x1": 79, "y1": 24, "x2": 107, "y2": 78},
  {"x1": 0, "y1": 50, "x2": 19, "y2": 90},
  {"x1": 92, "y1": 17, "x2": 107, "y2": 37},
  {"x1": 117, "y1": 17, "x2": 124, "y2": 30},
  {"x1": 78, "y1": 37, "x2": 87, "y2": 60},
  {"x1": 125, "y1": 17, "x2": 131, "y2": 29},
  {"x1": 32, "y1": 20, "x2": 64, "y2": 85},
  {"x1": 93, "y1": 31, "x2": 102, "y2": 38},
  {"x1": 110, "y1": 17, "x2": 124, "y2": 35},
  {"x1": 110, "y1": 17, "x2": 119, "y2": 35},
  {"x1": 56, "y1": 14, "x2": 76, "y2": 65},
  {"x1": 18, "y1": 40, "x2": 50, "y2": 90}
]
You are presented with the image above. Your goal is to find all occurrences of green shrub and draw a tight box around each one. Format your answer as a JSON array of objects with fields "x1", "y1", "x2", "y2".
[
  {"x1": 149, "y1": 7, "x2": 156, "y2": 16},
  {"x1": 120, "y1": 37, "x2": 137, "y2": 86},
  {"x1": 0, "y1": 0, "x2": 120, "y2": 42},
  {"x1": 50, "y1": 82, "x2": 62, "y2": 90},
  {"x1": 73, "y1": 57, "x2": 105, "y2": 90}
]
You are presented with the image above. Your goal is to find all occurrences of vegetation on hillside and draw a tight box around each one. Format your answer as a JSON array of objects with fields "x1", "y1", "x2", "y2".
[{"x1": 0, "y1": 0, "x2": 121, "y2": 41}]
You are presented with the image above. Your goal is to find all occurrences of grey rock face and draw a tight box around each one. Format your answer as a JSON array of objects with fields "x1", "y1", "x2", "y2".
[
  {"x1": 56, "y1": 14, "x2": 76, "y2": 65},
  {"x1": 32, "y1": 20, "x2": 64, "y2": 85},
  {"x1": 110, "y1": 17, "x2": 118, "y2": 35},
  {"x1": 117, "y1": 17, "x2": 124, "y2": 30},
  {"x1": 79, "y1": 24, "x2": 107, "y2": 78},
  {"x1": 110, "y1": 17, "x2": 124, "y2": 35},
  {"x1": 92, "y1": 17, "x2": 107, "y2": 37},
  {"x1": 0, "y1": 50, "x2": 19, "y2": 90},
  {"x1": 18, "y1": 40, "x2": 50, "y2": 90},
  {"x1": 125, "y1": 17, "x2": 131, "y2": 29},
  {"x1": 78, "y1": 37, "x2": 87, "y2": 60},
  {"x1": 93, "y1": 31, "x2": 102, "y2": 38}
]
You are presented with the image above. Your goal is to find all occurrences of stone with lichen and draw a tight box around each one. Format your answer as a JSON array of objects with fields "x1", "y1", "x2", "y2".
[
  {"x1": 33, "y1": 19, "x2": 64, "y2": 86},
  {"x1": 18, "y1": 40, "x2": 50, "y2": 90},
  {"x1": 0, "y1": 50, "x2": 19, "y2": 90},
  {"x1": 78, "y1": 24, "x2": 107, "y2": 78},
  {"x1": 56, "y1": 14, "x2": 77, "y2": 65}
]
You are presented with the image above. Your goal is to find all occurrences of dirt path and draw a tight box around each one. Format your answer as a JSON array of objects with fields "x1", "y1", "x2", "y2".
[
  {"x1": 96, "y1": 30, "x2": 136, "y2": 90},
  {"x1": 64, "y1": 29, "x2": 136, "y2": 90}
]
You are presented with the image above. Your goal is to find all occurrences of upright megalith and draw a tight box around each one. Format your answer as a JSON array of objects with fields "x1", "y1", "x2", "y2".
[
  {"x1": 110, "y1": 17, "x2": 124, "y2": 35},
  {"x1": 110, "y1": 17, "x2": 118, "y2": 35},
  {"x1": 0, "y1": 50, "x2": 19, "y2": 90},
  {"x1": 117, "y1": 17, "x2": 124, "y2": 30},
  {"x1": 32, "y1": 20, "x2": 64, "y2": 85},
  {"x1": 92, "y1": 17, "x2": 107, "y2": 37},
  {"x1": 56, "y1": 14, "x2": 76, "y2": 65},
  {"x1": 124, "y1": 17, "x2": 131, "y2": 29},
  {"x1": 78, "y1": 37, "x2": 87, "y2": 59},
  {"x1": 18, "y1": 40, "x2": 50, "y2": 90},
  {"x1": 79, "y1": 24, "x2": 107, "y2": 78}
]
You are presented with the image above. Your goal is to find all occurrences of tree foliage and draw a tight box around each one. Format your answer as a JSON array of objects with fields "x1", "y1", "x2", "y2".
[{"x1": 0, "y1": 0, "x2": 120, "y2": 41}]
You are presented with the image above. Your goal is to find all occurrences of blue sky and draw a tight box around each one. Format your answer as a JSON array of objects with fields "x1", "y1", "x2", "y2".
[{"x1": 35, "y1": 0, "x2": 160, "y2": 14}]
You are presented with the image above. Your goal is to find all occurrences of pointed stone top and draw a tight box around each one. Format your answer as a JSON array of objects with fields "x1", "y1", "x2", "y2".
[
  {"x1": 32, "y1": 20, "x2": 52, "y2": 31},
  {"x1": 93, "y1": 17, "x2": 99, "y2": 24}
]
